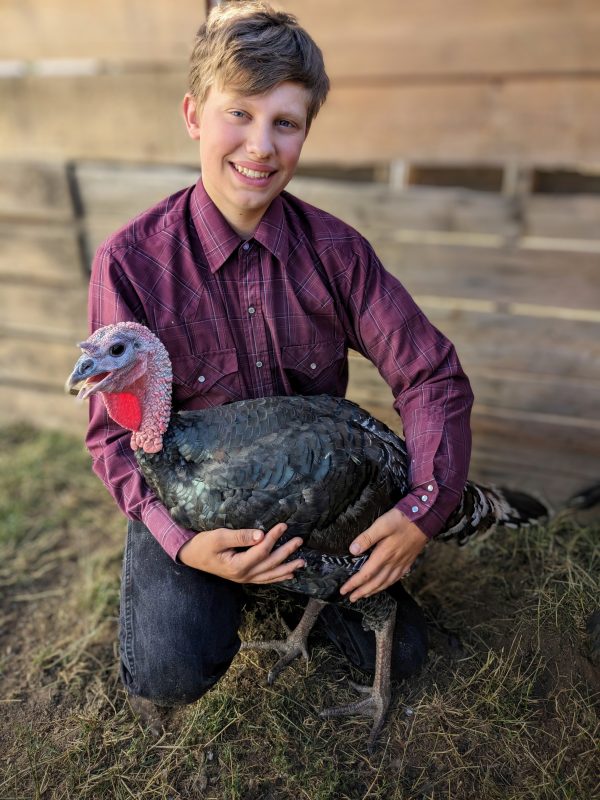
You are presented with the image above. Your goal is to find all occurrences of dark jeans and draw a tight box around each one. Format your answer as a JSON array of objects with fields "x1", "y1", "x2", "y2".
[{"x1": 120, "y1": 520, "x2": 428, "y2": 706}]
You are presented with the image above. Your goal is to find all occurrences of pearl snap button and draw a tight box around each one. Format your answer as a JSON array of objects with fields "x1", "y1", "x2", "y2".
[
  {"x1": 242, "y1": 242, "x2": 250, "y2": 251},
  {"x1": 256, "y1": 361, "x2": 263, "y2": 368},
  {"x1": 427, "y1": 485, "x2": 434, "y2": 492},
  {"x1": 248, "y1": 306, "x2": 256, "y2": 314},
  {"x1": 411, "y1": 505, "x2": 419, "y2": 513},
  {"x1": 421, "y1": 495, "x2": 428, "y2": 502},
  {"x1": 310, "y1": 362, "x2": 317, "y2": 370},
  {"x1": 198, "y1": 375, "x2": 206, "y2": 383}
]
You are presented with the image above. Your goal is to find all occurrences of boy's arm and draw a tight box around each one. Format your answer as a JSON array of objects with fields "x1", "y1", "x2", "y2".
[
  {"x1": 86, "y1": 244, "x2": 198, "y2": 560},
  {"x1": 87, "y1": 245, "x2": 305, "y2": 578},
  {"x1": 334, "y1": 239, "x2": 473, "y2": 599}
]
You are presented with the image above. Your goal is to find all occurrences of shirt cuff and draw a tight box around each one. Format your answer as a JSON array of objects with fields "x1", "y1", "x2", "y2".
[
  {"x1": 395, "y1": 479, "x2": 460, "y2": 539},
  {"x1": 141, "y1": 500, "x2": 197, "y2": 562}
]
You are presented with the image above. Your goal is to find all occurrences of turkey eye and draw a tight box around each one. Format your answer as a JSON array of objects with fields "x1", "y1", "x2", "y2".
[{"x1": 109, "y1": 343, "x2": 126, "y2": 357}]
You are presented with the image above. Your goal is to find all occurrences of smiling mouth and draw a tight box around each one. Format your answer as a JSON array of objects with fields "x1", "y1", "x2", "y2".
[{"x1": 232, "y1": 163, "x2": 275, "y2": 179}]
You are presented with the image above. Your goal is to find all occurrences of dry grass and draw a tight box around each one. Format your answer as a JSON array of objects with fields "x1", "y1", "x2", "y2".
[{"x1": 0, "y1": 424, "x2": 598, "y2": 800}]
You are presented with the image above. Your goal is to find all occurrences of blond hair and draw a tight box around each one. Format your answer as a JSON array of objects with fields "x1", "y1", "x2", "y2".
[{"x1": 188, "y1": 1, "x2": 330, "y2": 128}]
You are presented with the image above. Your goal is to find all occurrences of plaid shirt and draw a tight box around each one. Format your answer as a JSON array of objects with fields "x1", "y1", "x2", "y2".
[{"x1": 87, "y1": 179, "x2": 473, "y2": 561}]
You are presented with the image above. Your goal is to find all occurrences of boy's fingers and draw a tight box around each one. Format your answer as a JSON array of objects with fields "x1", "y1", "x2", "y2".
[
  {"x1": 253, "y1": 559, "x2": 305, "y2": 584},
  {"x1": 349, "y1": 523, "x2": 390, "y2": 555},
  {"x1": 265, "y1": 522, "x2": 289, "y2": 542},
  {"x1": 220, "y1": 523, "x2": 287, "y2": 551},
  {"x1": 258, "y1": 538, "x2": 304, "y2": 570},
  {"x1": 223, "y1": 528, "x2": 265, "y2": 548}
]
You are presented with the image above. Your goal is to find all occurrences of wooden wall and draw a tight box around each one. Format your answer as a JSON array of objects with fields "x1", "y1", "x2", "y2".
[
  {"x1": 1, "y1": 0, "x2": 600, "y2": 165},
  {"x1": 1, "y1": 2, "x2": 598, "y2": 508},
  {"x1": 1, "y1": 161, "x2": 598, "y2": 508}
]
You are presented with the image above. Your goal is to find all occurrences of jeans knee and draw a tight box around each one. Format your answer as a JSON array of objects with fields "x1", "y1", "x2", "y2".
[{"x1": 121, "y1": 648, "x2": 237, "y2": 707}]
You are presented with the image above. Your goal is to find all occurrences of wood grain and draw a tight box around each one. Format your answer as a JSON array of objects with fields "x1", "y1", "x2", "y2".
[
  {"x1": 278, "y1": 0, "x2": 600, "y2": 79},
  {"x1": 371, "y1": 240, "x2": 600, "y2": 312},
  {"x1": 0, "y1": 285, "x2": 88, "y2": 339},
  {"x1": 3, "y1": 0, "x2": 599, "y2": 79},
  {"x1": 0, "y1": 0, "x2": 204, "y2": 61},
  {"x1": 3, "y1": 74, "x2": 600, "y2": 166},
  {"x1": 0, "y1": 161, "x2": 73, "y2": 222},
  {"x1": 0, "y1": 222, "x2": 83, "y2": 284}
]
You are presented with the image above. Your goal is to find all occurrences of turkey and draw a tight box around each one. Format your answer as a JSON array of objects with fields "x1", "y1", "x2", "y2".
[{"x1": 66, "y1": 321, "x2": 548, "y2": 751}]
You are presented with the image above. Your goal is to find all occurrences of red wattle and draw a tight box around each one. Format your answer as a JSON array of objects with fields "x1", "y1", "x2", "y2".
[{"x1": 104, "y1": 392, "x2": 143, "y2": 431}]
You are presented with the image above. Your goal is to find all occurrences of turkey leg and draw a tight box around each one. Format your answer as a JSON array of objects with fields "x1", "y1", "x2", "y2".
[
  {"x1": 319, "y1": 603, "x2": 396, "y2": 754},
  {"x1": 241, "y1": 597, "x2": 327, "y2": 685}
]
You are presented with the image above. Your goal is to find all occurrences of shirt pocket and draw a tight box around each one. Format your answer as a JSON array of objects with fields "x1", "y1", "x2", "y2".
[
  {"x1": 281, "y1": 339, "x2": 347, "y2": 395},
  {"x1": 171, "y1": 348, "x2": 241, "y2": 407}
]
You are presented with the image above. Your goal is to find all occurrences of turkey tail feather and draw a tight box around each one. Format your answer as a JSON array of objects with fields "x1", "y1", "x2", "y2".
[
  {"x1": 565, "y1": 482, "x2": 600, "y2": 510},
  {"x1": 440, "y1": 482, "x2": 549, "y2": 546}
]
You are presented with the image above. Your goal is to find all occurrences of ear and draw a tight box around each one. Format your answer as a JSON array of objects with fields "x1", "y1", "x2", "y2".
[{"x1": 182, "y1": 93, "x2": 201, "y2": 140}]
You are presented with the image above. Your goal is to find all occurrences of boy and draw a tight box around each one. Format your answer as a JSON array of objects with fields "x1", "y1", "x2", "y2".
[{"x1": 87, "y1": 1, "x2": 473, "y2": 721}]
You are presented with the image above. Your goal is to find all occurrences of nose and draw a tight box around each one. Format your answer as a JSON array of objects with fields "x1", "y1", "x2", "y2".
[
  {"x1": 245, "y1": 122, "x2": 274, "y2": 160},
  {"x1": 77, "y1": 357, "x2": 95, "y2": 376}
]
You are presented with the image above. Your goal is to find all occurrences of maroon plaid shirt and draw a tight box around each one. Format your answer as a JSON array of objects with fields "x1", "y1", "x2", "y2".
[{"x1": 87, "y1": 179, "x2": 473, "y2": 560}]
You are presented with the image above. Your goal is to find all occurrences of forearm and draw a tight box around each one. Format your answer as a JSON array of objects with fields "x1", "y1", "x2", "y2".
[
  {"x1": 338, "y1": 238, "x2": 473, "y2": 537},
  {"x1": 86, "y1": 398, "x2": 196, "y2": 560},
  {"x1": 394, "y1": 357, "x2": 473, "y2": 538}
]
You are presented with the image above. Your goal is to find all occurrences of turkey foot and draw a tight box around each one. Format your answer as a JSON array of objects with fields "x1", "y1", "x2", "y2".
[
  {"x1": 319, "y1": 608, "x2": 395, "y2": 754},
  {"x1": 241, "y1": 597, "x2": 326, "y2": 685}
]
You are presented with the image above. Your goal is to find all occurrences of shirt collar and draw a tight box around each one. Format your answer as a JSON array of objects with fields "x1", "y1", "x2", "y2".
[{"x1": 191, "y1": 178, "x2": 289, "y2": 272}]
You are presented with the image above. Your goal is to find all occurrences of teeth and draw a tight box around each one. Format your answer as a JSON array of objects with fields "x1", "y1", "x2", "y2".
[{"x1": 233, "y1": 164, "x2": 271, "y2": 179}]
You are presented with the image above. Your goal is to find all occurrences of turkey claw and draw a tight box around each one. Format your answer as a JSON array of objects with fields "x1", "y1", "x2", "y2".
[
  {"x1": 320, "y1": 682, "x2": 391, "y2": 754},
  {"x1": 240, "y1": 598, "x2": 326, "y2": 684},
  {"x1": 241, "y1": 637, "x2": 308, "y2": 684}
]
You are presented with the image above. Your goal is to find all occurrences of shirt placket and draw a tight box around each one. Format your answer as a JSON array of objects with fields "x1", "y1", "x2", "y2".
[{"x1": 241, "y1": 242, "x2": 273, "y2": 397}]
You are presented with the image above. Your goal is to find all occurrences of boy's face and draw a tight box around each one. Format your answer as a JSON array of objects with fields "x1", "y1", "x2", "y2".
[{"x1": 183, "y1": 81, "x2": 310, "y2": 238}]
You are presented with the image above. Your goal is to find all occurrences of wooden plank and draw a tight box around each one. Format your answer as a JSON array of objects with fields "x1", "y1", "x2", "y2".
[
  {"x1": 76, "y1": 162, "x2": 199, "y2": 251},
  {"x1": 278, "y1": 0, "x2": 600, "y2": 79},
  {"x1": 4, "y1": 0, "x2": 598, "y2": 78},
  {"x1": 76, "y1": 162, "x2": 198, "y2": 218},
  {"x1": 303, "y1": 79, "x2": 600, "y2": 165},
  {"x1": 466, "y1": 458, "x2": 592, "y2": 512},
  {"x1": 370, "y1": 241, "x2": 600, "y2": 313},
  {"x1": 0, "y1": 73, "x2": 196, "y2": 165},
  {"x1": 348, "y1": 352, "x2": 600, "y2": 421},
  {"x1": 0, "y1": 222, "x2": 84, "y2": 284},
  {"x1": 426, "y1": 308, "x2": 600, "y2": 382},
  {"x1": 0, "y1": 284, "x2": 88, "y2": 339},
  {"x1": 525, "y1": 195, "x2": 600, "y2": 241},
  {"x1": 0, "y1": 1, "x2": 204, "y2": 61},
  {"x1": 290, "y1": 179, "x2": 518, "y2": 237},
  {"x1": 0, "y1": 334, "x2": 82, "y2": 388},
  {"x1": 3, "y1": 74, "x2": 600, "y2": 166},
  {"x1": 0, "y1": 161, "x2": 73, "y2": 222},
  {"x1": 469, "y1": 410, "x2": 600, "y2": 486}
]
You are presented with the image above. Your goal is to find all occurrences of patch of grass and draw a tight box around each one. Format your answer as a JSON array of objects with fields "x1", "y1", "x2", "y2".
[{"x1": 0, "y1": 425, "x2": 598, "y2": 800}]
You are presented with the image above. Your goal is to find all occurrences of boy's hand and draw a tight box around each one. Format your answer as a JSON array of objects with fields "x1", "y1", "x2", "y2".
[
  {"x1": 339, "y1": 508, "x2": 428, "y2": 602},
  {"x1": 177, "y1": 523, "x2": 305, "y2": 584}
]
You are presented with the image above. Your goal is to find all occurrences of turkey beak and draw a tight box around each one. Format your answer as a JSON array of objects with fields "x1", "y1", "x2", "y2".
[{"x1": 65, "y1": 354, "x2": 110, "y2": 399}]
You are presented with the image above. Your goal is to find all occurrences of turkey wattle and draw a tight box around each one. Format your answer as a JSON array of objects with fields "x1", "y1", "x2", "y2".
[{"x1": 66, "y1": 321, "x2": 548, "y2": 751}]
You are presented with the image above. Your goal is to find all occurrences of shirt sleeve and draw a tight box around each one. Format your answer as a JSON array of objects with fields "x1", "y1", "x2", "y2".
[
  {"x1": 338, "y1": 238, "x2": 474, "y2": 538},
  {"x1": 86, "y1": 245, "x2": 196, "y2": 561}
]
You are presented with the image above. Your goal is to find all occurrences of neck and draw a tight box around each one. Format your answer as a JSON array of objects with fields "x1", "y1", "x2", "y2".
[{"x1": 102, "y1": 343, "x2": 172, "y2": 454}]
